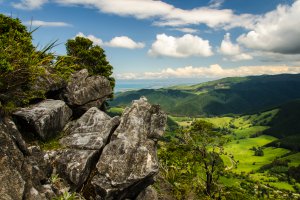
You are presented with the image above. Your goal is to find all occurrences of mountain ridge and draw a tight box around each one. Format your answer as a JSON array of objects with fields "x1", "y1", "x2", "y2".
[{"x1": 111, "y1": 73, "x2": 300, "y2": 116}]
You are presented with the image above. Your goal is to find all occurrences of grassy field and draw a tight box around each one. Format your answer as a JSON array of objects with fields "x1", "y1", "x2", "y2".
[
  {"x1": 280, "y1": 152, "x2": 300, "y2": 167},
  {"x1": 225, "y1": 138, "x2": 290, "y2": 173},
  {"x1": 170, "y1": 111, "x2": 299, "y2": 193}
]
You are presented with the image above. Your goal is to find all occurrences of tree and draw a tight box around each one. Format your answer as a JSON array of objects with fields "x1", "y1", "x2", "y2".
[
  {"x1": 159, "y1": 120, "x2": 229, "y2": 199},
  {"x1": 55, "y1": 36, "x2": 115, "y2": 90},
  {"x1": 0, "y1": 14, "x2": 53, "y2": 114},
  {"x1": 254, "y1": 147, "x2": 264, "y2": 156}
]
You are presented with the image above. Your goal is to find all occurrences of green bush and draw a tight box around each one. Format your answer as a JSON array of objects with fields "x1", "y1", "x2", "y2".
[{"x1": 0, "y1": 14, "x2": 53, "y2": 114}]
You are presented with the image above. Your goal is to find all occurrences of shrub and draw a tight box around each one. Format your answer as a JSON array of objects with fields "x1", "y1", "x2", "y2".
[{"x1": 0, "y1": 14, "x2": 53, "y2": 114}]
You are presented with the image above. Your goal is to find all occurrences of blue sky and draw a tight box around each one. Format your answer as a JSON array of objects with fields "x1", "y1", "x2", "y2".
[{"x1": 1, "y1": 0, "x2": 300, "y2": 81}]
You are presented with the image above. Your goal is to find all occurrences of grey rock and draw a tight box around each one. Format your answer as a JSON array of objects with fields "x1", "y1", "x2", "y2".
[
  {"x1": 60, "y1": 107, "x2": 120, "y2": 150},
  {"x1": 0, "y1": 124, "x2": 25, "y2": 200},
  {"x1": 91, "y1": 97, "x2": 167, "y2": 200},
  {"x1": 13, "y1": 99, "x2": 72, "y2": 141},
  {"x1": 0, "y1": 119, "x2": 55, "y2": 200},
  {"x1": 63, "y1": 69, "x2": 112, "y2": 114},
  {"x1": 136, "y1": 186, "x2": 158, "y2": 200},
  {"x1": 49, "y1": 149, "x2": 99, "y2": 190}
]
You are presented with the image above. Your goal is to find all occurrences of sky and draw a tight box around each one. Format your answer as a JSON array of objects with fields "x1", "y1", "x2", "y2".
[{"x1": 1, "y1": 0, "x2": 300, "y2": 82}]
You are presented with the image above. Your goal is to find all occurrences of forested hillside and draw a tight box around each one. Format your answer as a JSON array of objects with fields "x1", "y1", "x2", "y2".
[{"x1": 111, "y1": 74, "x2": 300, "y2": 116}]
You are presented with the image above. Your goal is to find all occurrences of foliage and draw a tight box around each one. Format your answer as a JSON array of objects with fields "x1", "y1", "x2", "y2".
[
  {"x1": 50, "y1": 174, "x2": 61, "y2": 184},
  {"x1": 55, "y1": 36, "x2": 115, "y2": 90},
  {"x1": 111, "y1": 74, "x2": 300, "y2": 116},
  {"x1": 254, "y1": 147, "x2": 264, "y2": 156},
  {"x1": 0, "y1": 14, "x2": 54, "y2": 114},
  {"x1": 106, "y1": 106, "x2": 124, "y2": 117},
  {"x1": 288, "y1": 165, "x2": 300, "y2": 183},
  {"x1": 53, "y1": 191, "x2": 81, "y2": 200},
  {"x1": 264, "y1": 100, "x2": 300, "y2": 139},
  {"x1": 159, "y1": 120, "x2": 229, "y2": 199},
  {"x1": 166, "y1": 116, "x2": 179, "y2": 132},
  {"x1": 40, "y1": 139, "x2": 62, "y2": 150}
]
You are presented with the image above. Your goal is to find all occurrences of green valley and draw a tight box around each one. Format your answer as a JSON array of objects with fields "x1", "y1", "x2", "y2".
[{"x1": 108, "y1": 74, "x2": 300, "y2": 199}]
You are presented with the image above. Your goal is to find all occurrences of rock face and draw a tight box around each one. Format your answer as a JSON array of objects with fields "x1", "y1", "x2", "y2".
[
  {"x1": 49, "y1": 107, "x2": 120, "y2": 191},
  {"x1": 60, "y1": 107, "x2": 120, "y2": 150},
  {"x1": 63, "y1": 69, "x2": 112, "y2": 116},
  {"x1": 48, "y1": 149, "x2": 99, "y2": 190},
  {"x1": 13, "y1": 99, "x2": 72, "y2": 141},
  {"x1": 91, "y1": 97, "x2": 167, "y2": 200},
  {"x1": 136, "y1": 186, "x2": 158, "y2": 200},
  {"x1": 0, "y1": 119, "x2": 55, "y2": 200}
]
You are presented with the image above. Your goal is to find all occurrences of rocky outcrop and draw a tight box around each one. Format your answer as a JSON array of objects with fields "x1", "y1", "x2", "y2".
[
  {"x1": 60, "y1": 107, "x2": 120, "y2": 150},
  {"x1": 49, "y1": 107, "x2": 120, "y2": 191},
  {"x1": 2, "y1": 66, "x2": 166, "y2": 200},
  {"x1": 63, "y1": 69, "x2": 112, "y2": 116},
  {"x1": 91, "y1": 97, "x2": 167, "y2": 199},
  {"x1": 0, "y1": 119, "x2": 55, "y2": 200},
  {"x1": 13, "y1": 100, "x2": 72, "y2": 141}
]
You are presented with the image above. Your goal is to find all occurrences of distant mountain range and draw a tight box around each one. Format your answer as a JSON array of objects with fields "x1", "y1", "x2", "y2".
[{"x1": 110, "y1": 74, "x2": 300, "y2": 117}]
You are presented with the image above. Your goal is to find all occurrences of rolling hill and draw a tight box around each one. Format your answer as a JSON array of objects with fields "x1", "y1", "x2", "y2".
[{"x1": 111, "y1": 73, "x2": 300, "y2": 116}]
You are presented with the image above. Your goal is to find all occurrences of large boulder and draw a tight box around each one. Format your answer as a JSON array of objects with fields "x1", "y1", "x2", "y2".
[
  {"x1": 13, "y1": 100, "x2": 72, "y2": 141},
  {"x1": 0, "y1": 119, "x2": 55, "y2": 200},
  {"x1": 91, "y1": 97, "x2": 167, "y2": 200},
  {"x1": 63, "y1": 69, "x2": 112, "y2": 116},
  {"x1": 60, "y1": 107, "x2": 120, "y2": 150},
  {"x1": 47, "y1": 149, "x2": 99, "y2": 190},
  {"x1": 50, "y1": 107, "x2": 120, "y2": 191}
]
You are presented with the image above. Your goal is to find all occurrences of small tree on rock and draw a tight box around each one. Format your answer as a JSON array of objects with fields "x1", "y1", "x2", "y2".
[{"x1": 56, "y1": 36, "x2": 115, "y2": 90}]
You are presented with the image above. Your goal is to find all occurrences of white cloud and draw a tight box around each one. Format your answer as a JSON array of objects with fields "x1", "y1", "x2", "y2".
[
  {"x1": 12, "y1": 0, "x2": 47, "y2": 10},
  {"x1": 208, "y1": 0, "x2": 225, "y2": 9},
  {"x1": 12, "y1": 0, "x2": 259, "y2": 30},
  {"x1": 172, "y1": 27, "x2": 198, "y2": 33},
  {"x1": 220, "y1": 33, "x2": 240, "y2": 56},
  {"x1": 238, "y1": 1, "x2": 300, "y2": 54},
  {"x1": 24, "y1": 20, "x2": 72, "y2": 27},
  {"x1": 116, "y1": 64, "x2": 300, "y2": 80},
  {"x1": 105, "y1": 36, "x2": 145, "y2": 49},
  {"x1": 154, "y1": 7, "x2": 234, "y2": 28},
  {"x1": 219, "y1": 33, "x2": 252, "y2": 61},
  {"x1": 76, "y1": 33, "x2": 144, "y2": 49},
  {"x1": 76, "y1": 32, "x2": 103, "y2": 45},
  {"x1": 148, "y1": 34, "x2": 213, "y2": 58}
]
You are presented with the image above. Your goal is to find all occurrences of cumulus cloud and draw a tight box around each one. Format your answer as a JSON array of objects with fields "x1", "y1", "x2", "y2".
[
  {"x1": 24, "y1": 20, "x2": 72, "y2": 27},
  {"x1": 238, "y1": 0, "x2": 300, "y2": 54},
  {"x1": 76, "y1": 32, "x2": 103, "y2": 45},
  {"x1": 116, "y1": 64, "x2": 300, "y2": 80},
  {"x1": 148, "y1": 34, "x2": 213, "y2": 58},
  {"x1": 76, "y1": 33, "x2": 144, "y2": 49},
  {"x1": 12, "y1": 0, "x2": 259, "y2": 30},
  {"x1": 105, "y1": 36, "x2": 145, "y2": 49},
  {"x1": 173, "y1": 28, "x2": 198, "y2": 33},
  {"x1": 12, "y1": 0, "x2": 47, "y2": 10},
  {"x1": 219, "y1": 33, "x2": 252, "y2": 61}
]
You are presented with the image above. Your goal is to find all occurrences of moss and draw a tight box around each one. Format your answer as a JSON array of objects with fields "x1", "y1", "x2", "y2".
[{"x1": 40, "y1": 133, "x2": 64, "y2": 150}]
